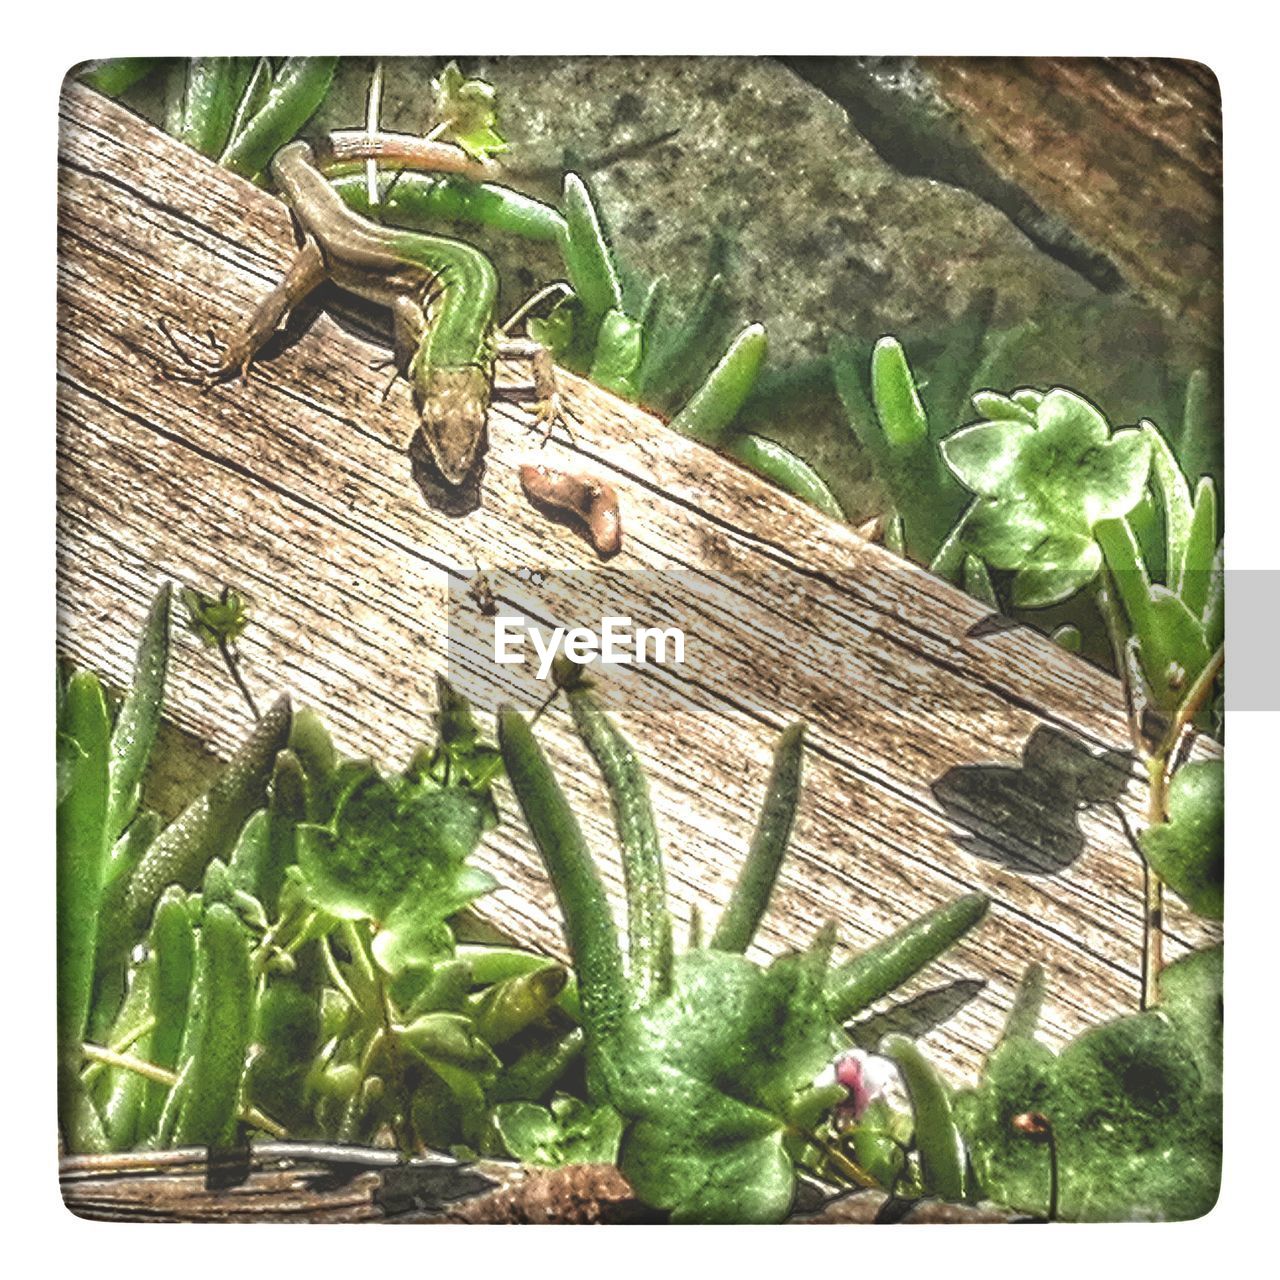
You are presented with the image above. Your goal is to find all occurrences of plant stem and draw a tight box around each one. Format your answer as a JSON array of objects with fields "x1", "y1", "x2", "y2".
[
  {"x1": 1045, "y1": 1126, "x2": 1060, "y2": 1221},
  {"x1": 349, "y1": 922, "x2": 414, "y2": 1157},
  {"x1": 1140, "y1": 753, "x2": 1167, "y2": 1012},
  {"x1": 81, "y1": 1015, "x2": 157, "y2": 1088},
  {"x1": 81, "y1": 1042, "x2": 286, "y2": 1137},
  {"x1": 801, "y1": 1133, "x2": 878, "y2": 1190},
  {"x1": 218, "y1": 638, "x2": 260, "y2": 720},
  {"x1": 321, "y1": 934, "x2": 361, "y2": 1012},
  {"x1": 1138, "y1": 643, "x2": 1222, "y2": 1010},
  {"x1": 1157, "y1": 644, "x2": 1224, "y2": 760},
  {"x1": 1095, "y1": 571, "x2": 1166, "y2": 1010}
]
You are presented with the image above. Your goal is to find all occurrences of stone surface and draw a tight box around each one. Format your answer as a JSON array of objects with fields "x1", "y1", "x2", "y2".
[
  {"x1": 782, "y1": 56, "x2": 1127, "y2": 294},
  {"x1": 924, "y1": 58, "x2": 1222, "y2": 347},
  {"x1": 310, "y1": 56, "x2": 1107, "y2": 517},
  {"x1": 120, "y1": 56, "x2": 1221, "y2": 521},
  {"x1": 320, "y1": 56, "x2": 1097, "y2": 359}
]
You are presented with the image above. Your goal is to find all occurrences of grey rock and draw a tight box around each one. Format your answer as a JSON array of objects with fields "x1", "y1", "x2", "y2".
[
  {"x1": 782, "y1": 56, "x2": 1127, "y2": 294},
  {"x1": 314, "y1": 56, "x2": 1106, "y2": 516},
  {"x1": 319, "y1": 56, "x2": 1096, "y2": 361},
  {"x1": 125, "y1": 56, "x2": 1216, "y2": 523}
]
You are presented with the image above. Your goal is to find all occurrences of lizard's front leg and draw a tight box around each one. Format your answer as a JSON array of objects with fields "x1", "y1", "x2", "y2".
[
  {"x1": 170, "y1": 239, "x2": 327, "y2": 385},
  {"x1": 496, "y1": 336, "x2": 567, "y2": 443}
]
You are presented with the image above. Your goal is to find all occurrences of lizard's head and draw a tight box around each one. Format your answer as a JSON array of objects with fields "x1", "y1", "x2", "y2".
[{"x1": 415, "y1": 365, "x2": 491, "y2": 487}]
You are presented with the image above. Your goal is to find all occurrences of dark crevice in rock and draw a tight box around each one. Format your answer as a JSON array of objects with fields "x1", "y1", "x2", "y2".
[{"x1": 779, "y1": 56, "x2": 1127, "y2": 296}]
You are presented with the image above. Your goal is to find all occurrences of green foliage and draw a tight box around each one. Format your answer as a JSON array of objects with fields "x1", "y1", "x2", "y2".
[
  {"x1": 493, "y1": 1095, "x2": 624, "y2": 1166},
  {"x1": 297, "y1": 771, "x2": 497, "y2": 974},
  {"x1": 432, "y1": 61, "x2": 507, "y2": 161},
  {"x1": 182, "y1": 585, "x2": 250, "y2": 648},
  {"x1": 826, "y1": 892, "x2": 989, "y2": 1022},
  {"x1": 1159, "y1": 945, "x2": 1223, "y2": 1093},
  {"x1": 954, "y1": 948, "x2": 1222, "y2": 1221},
  {"x1": 669, "y1": 324, "x2": 769, "y2": 447},
  {"x1": 608, "y1": 942, "x2": 845, "y2": 1223},
  {"x1": 589, "y1": 309, "x2": 646, "y2": 400},
  {"x1": 106, "y1": 583, "x2": 172, "y2": 844},
  {"x1": 1139, "y1": 761, "x2": 1224, "y2": 919},
  {"x1": 57, "y1": 586, "x2": 585, "y2": 1158},
  {"x1": 881, "y1": 1035, "x2": 968, "y2": 1201},
  {"x1": 78, "y1": 58, "x2": 162, "y2": 97},
  {"x1": 830, "y1": 328, "x2": 1221, "y2": 721},
  {"x1": 82, "y1": 56, "x2": 336, "y2": 185},
  {"x1": 499, "y1": 695, "x2": 989, "y2": 1221},
  {"x1": 722, "y1": 434, "x2": 845, "y2": 519},
  {"x1": 942, "y1": 389, "x2": 1151, "y2": 607},
  {"x1": 830, "y1": 298, "x2": 991, "y2": 564},
  {"x1": 57, "y1": 670, "x2": 113, "y2": 1152},
  {"x1": 218, "y1": 57, "x2": 337, "y2": 182}
]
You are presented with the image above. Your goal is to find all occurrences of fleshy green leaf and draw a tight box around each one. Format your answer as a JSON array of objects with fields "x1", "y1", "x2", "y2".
[
  {"x1": 589, "y1": 308, "x2": 645, "y2": 399},
  {"x1": 1013, "y1": 413, "x2": 1148, "y2": 527},
  {"x1": 961, "y1": 499, "x2": 1054, "y2": 571},
  {"x1": 1094, "y1": 519, "x2": 1213, "y2": 708},
  {"x1": 1158, "y1": 945, "x2": 1222, "y2": 1093},
  {"x1": 57, "y1": 672, "x2": 112, "y2": 1089},
  {"x1": 1139, "y1": 761, "x2": 1223, "y2": 919},
  {"x1": 944, "y1": 388, "x2": 1151, "y2": 607},
  {"x1": 1010, "y1": 535, "x2": 1102, "y2": 609},
  {"x1": 1133, "y1": 587, "x2": 1212, "y2": 712},
  {"x1": 1178, "y1": 478, "x2": 1219, "y2": 617},
  {"x1": 1049, "y1": 1013, "x2": 1216, "y2": 1221},
  {"x1": 1142, "y1": 420, "x2": 1194, "y2": 582},
  {"x1": 940, "y1": 419, "x2": 1034, "y2": 497},
  {"x1": 969, "y1": 390, "x2": 1036, "y2": 425},
  {"x1": 432, "y1": 61, "x2": 507, "y2": 160},
  {"x1": 493, "y1": 1095, "x2": 624, "y2": 1166},
  {"x1": 297, "y1": 771, "x2": 496, "y2": 974},
  {"x1": 954, "y1": 1037, "x2": 1056, "y2": 1213},
  {"x1": 870, "y1": 337, "x2": 929, "y2": 447},
  {"x1": 400, "y1": 1011, "x2": 502, "y2": 1073},
  {"x1": 608, "y1": 944, "x2": 847, "y2": 1223},
  {"x1": 107, "y1": 583, "x2": 172, "y2": 842},
  {"x1": 958, "y1": 1005, "x2": 1219, "y2": 1221},
  {"x1": 882, "y1": 1036, "x2": 968, "y2": 1200},
  {"x1": 1033, "y1": 386, "x2": 1109, "y2": 449}
]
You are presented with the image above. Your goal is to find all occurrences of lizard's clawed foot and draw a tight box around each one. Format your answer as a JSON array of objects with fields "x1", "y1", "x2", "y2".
[
  {"x1": 496, "y1": 336, "x2": 576, "y2": 446},
  {"x1": 153, "y1": 317, "x2": 244, "y2": 389},
  {"x1": 369, "y1": 356, "x2": 403, "y2": 404},
  {"x1": 530, "y1": 390, "x2": 574, "y2": 447}
]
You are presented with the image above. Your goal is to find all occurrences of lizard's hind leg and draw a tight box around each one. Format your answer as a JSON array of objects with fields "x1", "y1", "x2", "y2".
[{"x1": 159, "y1": 239, "x2": 327, "y2": 387}]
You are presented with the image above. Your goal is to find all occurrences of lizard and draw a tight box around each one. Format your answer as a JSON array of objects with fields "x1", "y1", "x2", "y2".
[{"x1": 167, "y1": 133, "x2": 570, "y2": 498}]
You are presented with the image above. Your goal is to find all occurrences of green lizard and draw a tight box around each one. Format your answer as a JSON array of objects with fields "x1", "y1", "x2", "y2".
[{"x1": 175, "y1": 135, "x2": 560, "y2": 489}]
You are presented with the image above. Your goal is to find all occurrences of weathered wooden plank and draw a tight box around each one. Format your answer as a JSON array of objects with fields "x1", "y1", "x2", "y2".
[
  {"x1": 59, "y1": 1144, "x2": 533, "y2": 1223},
  {"x1": 55, "y1": 84, "x2": 1218, "y2": 1084},
  {"x1": 60, "y1": 1145, "x2": 1019, "y2": 1223}
]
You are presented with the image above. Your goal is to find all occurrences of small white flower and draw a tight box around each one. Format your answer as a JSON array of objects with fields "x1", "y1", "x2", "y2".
[{"x1": 833, "y1": 1048, "x2": 898, "y2": 1120}]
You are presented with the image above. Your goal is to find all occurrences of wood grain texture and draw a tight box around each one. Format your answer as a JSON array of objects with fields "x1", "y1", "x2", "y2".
[
  {"x1": 56, "y1": 84, "x2": 1219, "y2": 1090},
  {"x1": 923, "y1": 58, "x2": 1222, "y2": 342},
  {"x1": 60, "y1": 1146, "x2": 1018, "y2": 1223},
  {"x1": 59, "y1": 1144, "x2": 521, "y2": 1222}
]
